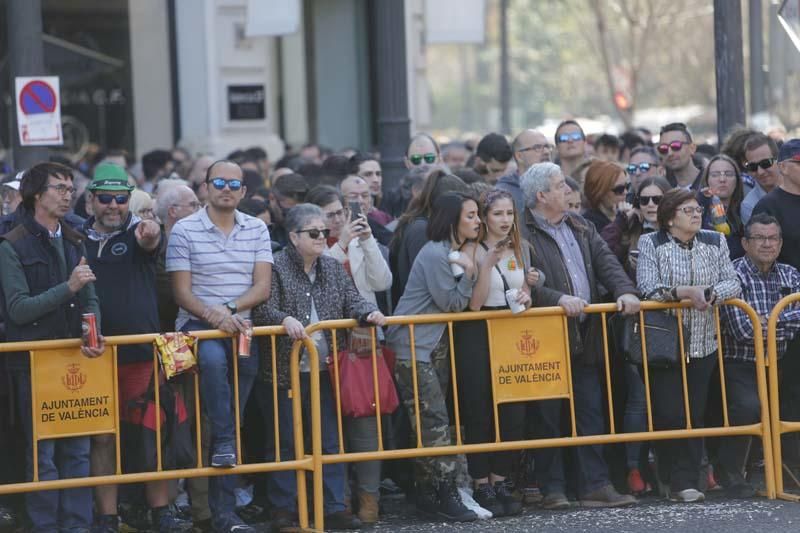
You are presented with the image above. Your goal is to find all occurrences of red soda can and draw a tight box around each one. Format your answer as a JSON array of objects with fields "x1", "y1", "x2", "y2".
[
  {"x1": 238, "y1": 319, "x2": 253, "y2": 357},
  {"x1": 82, "y1": 313, "x2": 98, "y2": 349}
]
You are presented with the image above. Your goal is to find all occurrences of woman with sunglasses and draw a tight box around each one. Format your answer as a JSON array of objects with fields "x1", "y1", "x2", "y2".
[
  {"x1": 305, "y1": 185, "x2": 392, "y2": 524},
  {"x1": 453, "y1": 190, "x2": 542, "y2": 517},
  {"x1": 387, "y1": 192, "x2": 482, "y2": 523},
  {"x1": 582, "y1": 160, "x2": 631, "y2": 231},
  {"x1": 637, "y1": 189, "x2": 740, "y2": 503},
  {"x1": 698, "y1": 154, "x2": 745, "y2": 260},
  {"x1": 601, "y1": 177, "x2": 670, "y2": 494},
  {"x1": 390, "y1": 170, "x2": 468, "y2": 307},
  {"x1": 252, "y1": 204, "x2": 385, "y2": 530}
]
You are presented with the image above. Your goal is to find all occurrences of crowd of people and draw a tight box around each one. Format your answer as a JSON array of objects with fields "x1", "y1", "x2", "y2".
[{"x1": 1, "y1": 121, "x2": 800, "y2": 533}]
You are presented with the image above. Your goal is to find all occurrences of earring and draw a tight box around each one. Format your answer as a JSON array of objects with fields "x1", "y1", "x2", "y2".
[{"x1": 668, "y1": 222, "x2": 673, "y2": 227}]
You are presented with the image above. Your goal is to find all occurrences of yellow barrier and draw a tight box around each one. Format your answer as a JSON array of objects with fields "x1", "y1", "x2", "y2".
[
  {"x1": 0, "y1": 299, "x2": 779, "y2": 533},
  {"x1": 301, "y1": 299, "x2": 775, "y2": 530},
  {"x1": 0, "y1": 327, "x2": 317, "y2": 531},
  {"x1": 767, "y1": 293, "x2": 800, "y2": 500}
]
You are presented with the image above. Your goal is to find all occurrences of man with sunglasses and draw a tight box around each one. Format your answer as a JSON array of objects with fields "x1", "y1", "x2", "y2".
[
  {"x1": 753, "y1": 139, "x2": 800, "y2": 271},
  {"x1": 658, "y1": 122, "x2": 701, "y2": 190},
  {"x1": 167, "y1": 160, "x2": 273, "y2": 533},
  {"x1": 741, "y1": 134, "x2": 781, "y2": 225},
  {"x1": 404, "y1": 133, "x2": 442, "y2": 169},
  {"x1": 80, "y1": 163, "x2": 190, "y2": 532},
  {"x1": 554, "y1": 120, "x2": 587, "y2": 179},
  {"x1": 498, "y1": 129, "x2": 553, "y2": 213}
]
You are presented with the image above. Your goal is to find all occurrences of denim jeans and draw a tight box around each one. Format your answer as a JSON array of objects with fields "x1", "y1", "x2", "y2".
[
  {"x1": 531, "y1": 363, "x2": 611, "y2": 497},
  {"x1": 12, "y1": 368, "x2": 92, "y2": 532},
  {"x1": 265, "y1": 372, "x2": 346, "y2": 515},
  {"x1": 623, "y1": 364, "x2": 647, "y2": 468},
  {"x1": 183, "y1": 320, "x2": 259, "y2": 520}
]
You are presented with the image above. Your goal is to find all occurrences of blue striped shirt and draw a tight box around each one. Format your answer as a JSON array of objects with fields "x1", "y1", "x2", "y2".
[{"x1": 166, "y1": 207, "x2": 273, "y2": 329}]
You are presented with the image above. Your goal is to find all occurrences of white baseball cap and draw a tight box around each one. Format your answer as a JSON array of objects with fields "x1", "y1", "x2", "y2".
[{"x1": 2, "y1": 172, "x2": 23, "y2": 191}]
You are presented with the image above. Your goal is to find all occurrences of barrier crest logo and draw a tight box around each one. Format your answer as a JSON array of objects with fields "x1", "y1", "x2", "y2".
[
  {"x1": 62, "y1": 363, "x2": 86, "y2": 392},
  {"x1": 516, "y1": 329, "x2": 539, "y2": 358}
]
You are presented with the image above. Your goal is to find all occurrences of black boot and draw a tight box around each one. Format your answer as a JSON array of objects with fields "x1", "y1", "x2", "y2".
[
  {"x1": 436, "y1": 480, "x2": 477, "y2": 522},
  {"x1": 415, "y1": 482, "x2": 439, "y2": 517}
]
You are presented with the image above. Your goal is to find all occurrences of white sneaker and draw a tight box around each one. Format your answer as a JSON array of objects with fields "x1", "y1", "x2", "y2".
[{"x1": 670, "y1": 488, "x2": 705, "y2": 503}]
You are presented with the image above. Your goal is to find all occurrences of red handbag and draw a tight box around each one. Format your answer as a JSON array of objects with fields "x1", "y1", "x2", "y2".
[{"x1": 328, "y1": 329, "x2": 399, "y2": 418}]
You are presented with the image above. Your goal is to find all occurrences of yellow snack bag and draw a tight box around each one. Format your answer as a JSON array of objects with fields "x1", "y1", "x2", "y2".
[{"x1": 154, "y1": 333, "x2": 198, "y2": 380}]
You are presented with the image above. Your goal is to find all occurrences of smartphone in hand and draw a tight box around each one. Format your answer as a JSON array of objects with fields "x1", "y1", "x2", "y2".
[{"x1": 349, "y1": 202, "x2": 362, "y2": 221}]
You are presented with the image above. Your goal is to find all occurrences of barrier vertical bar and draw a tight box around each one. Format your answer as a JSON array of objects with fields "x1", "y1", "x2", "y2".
[
  {"x1": 767, "y1": 297, "x2": 786, "y2": 497},
  {"x1": 111, "y1": 345, "x2": 122, "y2": 474},
  {"x1": 447, "y1": 321, "x2": 463, "y2": 446},
  {"x1": 193, "y1": 371, "x2": 202, "y2": 469},
  {"x1": 307, "y1": 338, "x2": 325, "y2": 533},
  {"x1": 370, "y1": 327, "x2": 384, "y2": 451},
  {"x1": 152, "y1": 345, "x2": 163, "y2": 471},
  {"x1": 638, "y1": 311, "x2": 654, "y2": 432},
  {"x1": 289, "y1": 340, "x2": 309, "y2": 529},
  {"x1": 714, "y1": 307, "x2": 730, "y2": 427},
  {"x1": 600, "y1": 312, "x2": 615, "y2": 434},
  {"x1": 232, "y1": 335, "x2": 242, "y2": 465},
  {"x1": 409, "y1": 324, "x2": 423, "y2": 448},
  {"x1": 271, "y1": 335, "x2": 281, "y2": 462},
  {"x1": 30, "y1": 350, "x2": 38, "y2": 482},
  {"x1": 331, "y1": 329, "x2": 344, "y2": 454},
  {"x1": 561, "y1": 315, "x2": 577, "y2": 438},
  {"x1": 486, "y1": 320, "x2": 502, "y2": 443},
  {"x1": 676, "y1": 308, "x2": 692, "y2": 430}
]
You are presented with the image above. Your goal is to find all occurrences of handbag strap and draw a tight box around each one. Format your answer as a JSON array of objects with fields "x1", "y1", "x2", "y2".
[{"x1": 480, "y1": 242, "x2": 512, "y2": 292}]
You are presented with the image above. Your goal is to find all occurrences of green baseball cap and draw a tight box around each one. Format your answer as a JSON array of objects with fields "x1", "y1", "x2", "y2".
[{"x1": 88, "y1": 163, "x2": 134, "y2": 192}]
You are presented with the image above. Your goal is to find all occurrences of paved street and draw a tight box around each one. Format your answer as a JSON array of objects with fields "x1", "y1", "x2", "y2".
[{"x1": 368, "y1": 493, "x2": 800, "y2": 533}]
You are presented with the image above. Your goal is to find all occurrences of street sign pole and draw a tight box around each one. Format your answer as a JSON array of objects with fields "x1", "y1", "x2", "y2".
[{"x1": 8, "y1": 0, "x2": 49, "y2": 169}]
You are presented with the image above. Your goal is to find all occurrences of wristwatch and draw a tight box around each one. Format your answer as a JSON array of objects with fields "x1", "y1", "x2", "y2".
[{"x1": 225, "y1": 301, "x2": 238, "y2": 315}]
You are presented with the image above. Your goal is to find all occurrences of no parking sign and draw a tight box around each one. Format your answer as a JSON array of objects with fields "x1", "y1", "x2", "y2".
[{"x1": 15, "y1": 76, "x2": 63, "y2": 146}]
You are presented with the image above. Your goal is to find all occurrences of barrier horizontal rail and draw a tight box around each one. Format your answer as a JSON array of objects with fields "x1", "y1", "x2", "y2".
[
  {"x1": 301, "y1": 298, "x2": 775, "y2": 533},
  {"x1": 0, "y1": 326, "x2": 316, "y2": 530},
  {"x1": 767, "y1": 292, "x2": 800, "y2": 501}
]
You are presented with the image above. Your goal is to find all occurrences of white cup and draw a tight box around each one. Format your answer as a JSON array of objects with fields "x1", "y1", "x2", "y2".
[
  {"x1": 506, "y1": 288, "x2": 526, "y2": 314},
  {"x1": 448, "y1": 251, "x2": 464, "y2": 277}
]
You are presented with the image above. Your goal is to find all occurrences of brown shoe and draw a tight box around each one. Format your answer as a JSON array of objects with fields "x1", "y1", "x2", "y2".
[
  {"x1": 580, "y1": 484, "x2": 637, "y2": 508},
  {"x1": 357, "y1": 491, "x2": 379, "y2": 524}
]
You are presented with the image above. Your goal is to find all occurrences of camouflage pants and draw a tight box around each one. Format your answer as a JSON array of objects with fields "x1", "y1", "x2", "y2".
[{"x1": 394, "y1": 336, "x2": 458, "y2": 487}]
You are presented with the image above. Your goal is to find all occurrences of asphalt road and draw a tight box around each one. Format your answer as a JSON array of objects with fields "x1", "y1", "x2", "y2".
[{"x1": 367, "y1": 493, "x2": 800, "y2": 533}]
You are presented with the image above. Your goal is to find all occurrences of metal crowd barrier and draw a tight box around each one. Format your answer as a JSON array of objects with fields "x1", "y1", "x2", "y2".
[
  {"x1": 0, "y1": 299, "x2": 779, "y2": 533},
  {"x1": 300, "y1": 299, "x2": 775, "y2": 530},
  {"x1": 0, "y1": 326, "x2": 318, "y2": 531},
  {"x1": 767, "y1": 292, "x2": 800, "y2": 501}
]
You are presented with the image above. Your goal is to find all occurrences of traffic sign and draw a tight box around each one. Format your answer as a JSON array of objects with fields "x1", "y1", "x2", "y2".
[{"x1": 15, "y1": 76, "x2": 64, "y2": 146}]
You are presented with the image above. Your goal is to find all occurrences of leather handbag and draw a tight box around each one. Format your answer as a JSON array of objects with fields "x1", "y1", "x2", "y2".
[
  {"x1": 329, "y1": 328, "x2": 399, "y2": 418},
  {"x1": 621, "y1": 311, "x2": 687, "y2": 368}
]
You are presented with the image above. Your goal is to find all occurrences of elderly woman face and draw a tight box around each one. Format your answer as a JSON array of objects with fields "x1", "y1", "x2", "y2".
[
  {"x1": 669, "y1": 199, "x2": 703, "y2": 237},
  {"x1": 290, "y1": 215, "x2": 329, "y2": 259}
]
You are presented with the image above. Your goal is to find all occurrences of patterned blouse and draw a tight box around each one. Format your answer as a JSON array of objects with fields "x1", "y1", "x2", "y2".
[{"x1": 637, "y1": 229, "x2": 741, "y2": 360}]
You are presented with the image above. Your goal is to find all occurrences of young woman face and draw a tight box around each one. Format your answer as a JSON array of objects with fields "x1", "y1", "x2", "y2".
[
  {"x1": 456, "y1": 199, "x2": 481, "y2": 242},
  {"x1": 706, "y1": 159, "x2": 737, "y2": 201},
  {"x1": 320, "y1": 199, "x2": 347, "y2": 239},
  {"x1": 484, "y1": 197, "x2": 515, "y2": 239},
  {"x1": 637, "y1": 184, "x2": 663, "y2": 225},
  {"x1": 602, "y1": 171, "x2": 629, "y2": 210}
]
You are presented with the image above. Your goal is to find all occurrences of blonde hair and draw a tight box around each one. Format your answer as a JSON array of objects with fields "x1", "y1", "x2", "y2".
[{"x1": 129, "y1": 189, "x2": 155, "y2": 220}]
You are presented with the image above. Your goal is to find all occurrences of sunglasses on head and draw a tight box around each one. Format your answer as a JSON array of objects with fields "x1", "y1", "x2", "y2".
[
  {"x1": 556, "y1": 132, "x2": 584, "y2": 144},
  {"x1": 637, "y1": 194, "x2": 662, "y2": 206},
  {"x1": 611, "y1": 183, "x2": 630, "y2": 195},
  {"x1": 409, "y1": 153, "x2": 437, "y2": 166},
  {"x1": 210, "y1": 178, "x2": 243, "y2": 191},
  {"x1": 96, "y1": 193, "x2": 130, "y2": 205},
  {"x1": 296, "y1": 228, "x2": 331, "y2": 240},
  {"x1": 743, "y1": 158, "x2": 776, "y2": 173},
  {"x1": 627, "y1": 162, "x2": 653, "y2": 174},
  {"x1": 657, "y1": 141, "x2": 689, "y2": 155}
]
